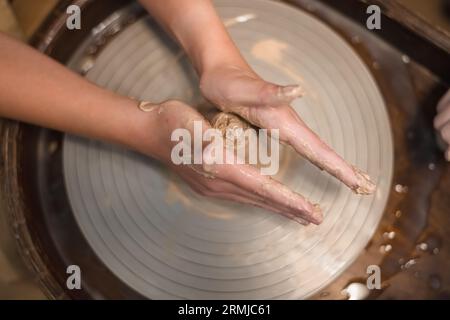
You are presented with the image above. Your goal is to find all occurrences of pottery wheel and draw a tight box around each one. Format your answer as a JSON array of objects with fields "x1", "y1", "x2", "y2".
[{"x1": 63, "y1": 0, "x2": 393, "y2": 299}]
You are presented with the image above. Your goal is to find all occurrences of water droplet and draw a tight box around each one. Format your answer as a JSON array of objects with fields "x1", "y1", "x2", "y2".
[
  {"x1": 79, "y1": 56, "x2": 95, "y2": 75},
  {"x1": 319, "y1": 292, "x2": 330, "y2": 298},
  {"x1": 425, "y1": 236, "x2": 441, "y2": 255},
  {"x1": 395, "y1": 184, "x2": 408, "y2": 193},
  {"x1": 341, "y1": 282, "x2": 369, "y2": 300},
  {"x1": 402, "y1": 259, "x2": 417, "y2": 270},
  {"x1": 383, "y1": 231, "x2": 396, "y2": 240},
  {"x1": 48, "y1": 141, "x2": 59, "y2": 154},
  {"x1": 402, "y1": 54, "x2": 411, "y2": 64},
  {"x1": 429, "y1": 275, "x2": 441, "y2": 290},
  {"x1": 380, "y1": 244, "x2": 392, "y2": 253},
  {"x1": 372, "y1": 61, "x2": 380, "y2": 69},
  {"x1": 428, "y1": 163, "x2": 436, "y2": 171},
  {"x1": 395, "y1": 210, "x2": 402, "y2": 218},
  {"x1": 416, "y1": 242, "x2": 428, "y2": 251},
  {"x1": 416, "y1": 243, "x2": 428, "y2": 251},
  {"x1": 398, "y1": 258, "x2": 405, "y2": 265}
]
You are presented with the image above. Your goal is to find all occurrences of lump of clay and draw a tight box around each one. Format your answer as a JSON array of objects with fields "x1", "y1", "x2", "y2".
[
  {"x1": 210, "y1": 112, "x2": 251, "y2": 133},
  {"x1": 210, "y1": 112, "x2": 251, "y2": 146}
]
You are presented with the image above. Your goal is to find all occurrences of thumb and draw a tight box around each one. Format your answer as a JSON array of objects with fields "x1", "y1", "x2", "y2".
[
  {"x1": 231, "y1": 76, "x2": 304, "y2": 106},
  {"x1": 258, "y1": 82, "x2": 305, "y2": 106}
]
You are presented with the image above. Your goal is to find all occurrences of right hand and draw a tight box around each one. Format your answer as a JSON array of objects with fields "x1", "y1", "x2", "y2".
[{"x1": 199, "y1": 64, "x2": 376, "y2": 195}]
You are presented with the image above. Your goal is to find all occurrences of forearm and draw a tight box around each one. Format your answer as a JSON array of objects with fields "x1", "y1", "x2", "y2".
[
  {"x1": 139, "y1": 0, "x2": 249, "y2": 75},
  {"x1": 0, "y1": 33, "x2": 152, "y2": 154}
]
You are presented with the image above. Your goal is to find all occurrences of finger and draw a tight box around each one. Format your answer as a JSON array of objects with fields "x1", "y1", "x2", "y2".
[
  {"x1": 223, "y1": 76, "x2": 304, "y2": 107},
  {"x1": 258, "y1": 82, "x2": 305, "y2": 106},
  {"x1": 437, "y1": 90, "x2": 450, "y2": 112},
  {"x1": 179, "y1": 164, "x2": 311, "y2": 224},
  {"x1": 446, "y1": 147, "x2": 450, "y2": 162},
  {"x1": 202, "y1": 148, "x2": 323, "y2": 224},
  {"x1": 434, "y1": 106, "x2": 450, "y2": 129},
  {"x1": 173, "y1": 162, "x2": 296, "y2": 217},
  {"x1": 225, "y1": 182, "x2": 311, "y2": 225},
  {"x1": 440, "y1": 122, "x2": 450, "y2": 144},
  {"x1": 210, "y1": 189, "x2": 310, "y2": 225},
  {"x1": 227, "y1": 164, "x2": 322, "y2": 224},
  {"x1": 278, "y1": 107, "x2": 376, "y2": 195}
]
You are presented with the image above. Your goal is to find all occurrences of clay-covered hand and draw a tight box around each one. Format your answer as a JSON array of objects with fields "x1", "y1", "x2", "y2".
[
  {"x1": 434, "y1": 89, "x2": 450, "y2": 161},
  {"x1": 140, "y1": 99, "x2": 322, "y2": 225},
  {"x1": 199, "y1": 64, "x2": 376, "y2": 195},
  {"x1": 138, "y1": 0, "x2": 374, "y2": 222}
]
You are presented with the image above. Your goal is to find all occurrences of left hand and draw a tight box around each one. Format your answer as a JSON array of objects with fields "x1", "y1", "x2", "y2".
[
  {"x1": 136, "y1": 99, "x2": 323, "y2": 225},
  {"x1": 199, "y1": 64, "x2": 375, "y2": 194}
]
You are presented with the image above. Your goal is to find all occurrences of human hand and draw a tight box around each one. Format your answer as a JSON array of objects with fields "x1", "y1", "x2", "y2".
[
  {"x1": 434, "y1": 89, "x2": 450, "y2": 161},
  {"x1": 138, "y1": 99, "x2": 322, "y2": 225},
  {"x1": 199, "y1": 64, "x2": 376, "y2": 195}
]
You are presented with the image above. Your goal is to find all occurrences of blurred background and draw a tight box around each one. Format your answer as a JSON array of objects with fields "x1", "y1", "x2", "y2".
[{"x1": 0, "y1": 0, "x2": 449, "y2": 300}]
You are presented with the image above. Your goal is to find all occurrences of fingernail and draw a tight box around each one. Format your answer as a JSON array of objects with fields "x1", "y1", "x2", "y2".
[
  {"x1": 352, "y1": 166, "x2": 376, "y2": 195},
  {"x1": 299, "y1": 204, "x2": 323, "y2": 225},
  {"x1": 311, "y1": 204, "x2": 323, "y2": 225},
  {"x1": 279, "y1": 85, "x2": 305, "y2": 99}
]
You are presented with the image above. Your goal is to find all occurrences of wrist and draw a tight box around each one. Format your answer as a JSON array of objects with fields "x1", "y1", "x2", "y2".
[
  {"x1": 120, "y1": 99, "x2": 163, "y2": 159},
  {"x1": 166, "y1": 3, "x2": 250, "y2": 77},
  {"x1": 199, "y1": 52, "x2": 250, "y2": 79}
]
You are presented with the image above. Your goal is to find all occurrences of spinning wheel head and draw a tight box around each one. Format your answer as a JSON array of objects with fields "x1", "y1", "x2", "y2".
[{"x1": 62, "y1": 0, "x2": 393, "y2": 299}]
